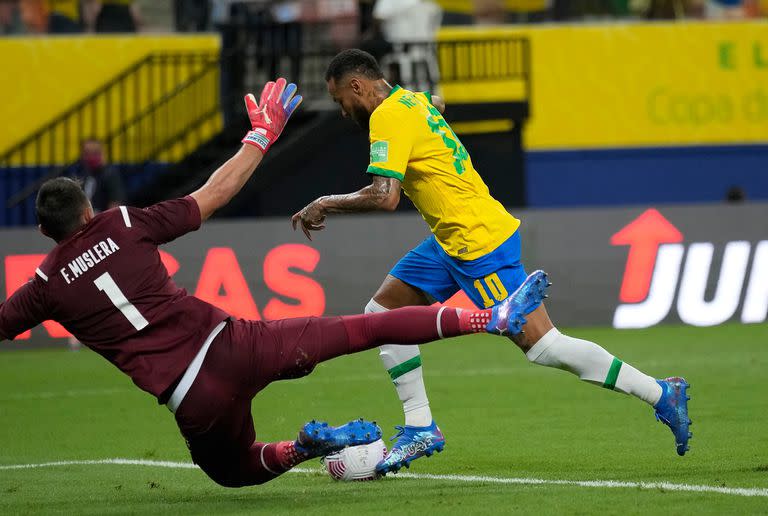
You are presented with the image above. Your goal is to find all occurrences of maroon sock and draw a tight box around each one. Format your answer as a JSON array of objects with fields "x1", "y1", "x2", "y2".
[
  {"x1": 221, "y1": 441, "x2": 292, "y2": 486},
  {"x1": 339, "y1": 306, "x2": 490, "y2": 354},
  {"x1": 275, "y1": 441, "x2": 309, "y2": 469},
  {"x1": 251, "y1": 441, "x2": 308, "y2": 477},
  {"x1": 458, "y1": 308, "x2": 493, "y2": 333}
]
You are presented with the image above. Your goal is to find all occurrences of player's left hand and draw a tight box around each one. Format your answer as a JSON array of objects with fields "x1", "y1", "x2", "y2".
[{"x1": 291, "y1": 199, "x2": 327, "y2": 240}]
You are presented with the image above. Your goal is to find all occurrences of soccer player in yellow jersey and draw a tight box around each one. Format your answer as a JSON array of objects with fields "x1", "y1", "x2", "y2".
[{"x1": 293, "y1": 50, "x2": 691, "y2": 474}]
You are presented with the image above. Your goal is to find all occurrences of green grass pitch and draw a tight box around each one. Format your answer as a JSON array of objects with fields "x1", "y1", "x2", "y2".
[{"x1": 1, "y1": 323, "x2": 767, "y2": 514}]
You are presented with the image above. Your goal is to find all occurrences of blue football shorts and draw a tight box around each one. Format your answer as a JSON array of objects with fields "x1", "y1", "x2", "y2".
[{"x1": 389, "y1": 231, "x2": 528, "y2": 309}]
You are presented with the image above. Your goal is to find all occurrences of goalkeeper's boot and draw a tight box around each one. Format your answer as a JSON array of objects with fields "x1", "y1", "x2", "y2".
[
  {"x1": 653, "y1": 377, "x2": 692, "y2": 456},
  {"x1": 486, "y1": 270, "x2": 551, "y2": 336},
  {"x1": 294, "y1": 418, "x2": 382, "y2": 458},
  {"x1": 375, "y1": 421, "x2": 445, "y2": 475}
]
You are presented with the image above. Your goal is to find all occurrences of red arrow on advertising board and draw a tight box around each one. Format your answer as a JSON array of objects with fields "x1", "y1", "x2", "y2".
[{"x1": 610, "y1": 208, "x2": 683, "y2": 303}]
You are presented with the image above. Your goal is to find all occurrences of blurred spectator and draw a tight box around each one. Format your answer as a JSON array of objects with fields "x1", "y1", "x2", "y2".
[
  {"x1": 226, "y1": 1, "x2": 303, "y2": 84},
  {"x1": 554, "y1": 0, "x2": 626, "y2": 19},
  {"x1": 84, "y1": 0, "x2": 140, "y2": 32},
  {"x1": 20, "y1": 0, "x2": 81, "y2": 33},
  {"x1": 210, "y1": 0, "x2": 240, "y2": 25},
  {"x1": 637, "y1": 0, "x2": 705, "y2": 18},
  {"x1": 300, "y1": 0, "x2": 358, "y2": 49},
  {"x1": 174, "y1": 0, "x2": 209, "y2": 31},
  {"x1": 359, "y1": 0, "x2": 375, "y2": 33},
  {"x1": 49, "y1": 0, "x2": 82, "y2": 25},
  {"x1": 473, "y1": 0, "x2": 506, "y2": 23},
  {"x1": 359, "y1": 0, "x2": 392, "y2": 61},
  {"x1": 0, "y1": 0, "x2": 24, "y2": 34},
  {"x1": 373, "y1": 0, "x2": 442, "y2": 90},
  {"x1": 726, "y1": 186, "x2": 747, "y2": 203},
  {"x1": 374, "y1": 0, "x2": 441, "y2": 43},
  {"x1": 745, "y1": 0, "x2": 768, "y2": 15},
  {"x1": 706, "y1": 0, "x2": 746, "y2": 17},
  {"x1": 272, "y1": 1, "x2": 303, "y2": 82},
  {"x1": 70, "y1": 139, "x2": 125, "y2": 212}
]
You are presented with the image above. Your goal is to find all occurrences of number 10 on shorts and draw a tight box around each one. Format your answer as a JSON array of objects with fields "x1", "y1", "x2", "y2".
[{"x1": 473, "y1": 273, "x2": 509, "y2": 308}]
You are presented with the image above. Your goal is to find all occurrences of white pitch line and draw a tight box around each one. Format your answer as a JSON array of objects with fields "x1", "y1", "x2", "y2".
[
  {"x1": 390, "y1": 471, "x2": 768, "y2": 498},
  {"x1": 1, "y1": 459, "x2": 767, "y2": 498},
  {"x1": 0, "y1": 459, "x2": 198, "y2": 471}
]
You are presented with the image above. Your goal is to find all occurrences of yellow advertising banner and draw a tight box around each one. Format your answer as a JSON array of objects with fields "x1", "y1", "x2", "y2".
[
  {"x1": 0, "y1": 35, "x2": 220, "y2": 163},
  {"x1": 439, "y1": 22, "x2": 768, "y2": 149}
]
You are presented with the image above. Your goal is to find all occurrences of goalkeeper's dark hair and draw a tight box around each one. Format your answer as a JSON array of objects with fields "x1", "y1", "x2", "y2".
[
  {"x1": 325, "y1": 49, "x2": 384, "y2": 82},
  {"x1": 36, "y1": 177, "x2": 90, "y2": 241}
]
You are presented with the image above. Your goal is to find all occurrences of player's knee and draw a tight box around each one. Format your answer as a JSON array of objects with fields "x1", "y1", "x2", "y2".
[
  {"x1": 365, "y1": 298, "x2": 388, "y2": 314},
  {"x1": 192, "y1": 449, "x2": 253, "y2": 488}
]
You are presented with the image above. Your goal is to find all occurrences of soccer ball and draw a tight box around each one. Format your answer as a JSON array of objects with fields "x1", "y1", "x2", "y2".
[{"x1": 322, "y1": 439, "x2": 387, "y2": 481}]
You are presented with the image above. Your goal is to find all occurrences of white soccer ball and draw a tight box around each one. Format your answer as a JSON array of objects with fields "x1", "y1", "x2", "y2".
[{"x1": 322, "y1": 439, "x2": 387, "y2": 481}]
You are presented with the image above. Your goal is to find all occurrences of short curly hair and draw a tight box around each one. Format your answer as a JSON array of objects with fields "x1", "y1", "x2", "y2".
[{"x1": 325, "y1": 49, "x2": 384, "y2": 82}]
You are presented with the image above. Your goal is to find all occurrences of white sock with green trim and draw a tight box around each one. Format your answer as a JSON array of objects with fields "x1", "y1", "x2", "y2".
[
  {"x1": 365, "y1": 299, "x2": 433, "y2": 427},
  {"x1": 526, "y1": 328, "x2": 662, "y2": 406}
]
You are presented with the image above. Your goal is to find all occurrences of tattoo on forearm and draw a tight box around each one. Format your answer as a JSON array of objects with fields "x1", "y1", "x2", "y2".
[{"x1": 322, "y1": 177, "x2": 396, "y2": 213}]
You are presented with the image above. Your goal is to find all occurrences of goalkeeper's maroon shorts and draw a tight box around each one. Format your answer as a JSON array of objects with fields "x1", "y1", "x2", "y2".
[{"x1": 172, "y1": 316, "x2": 351, "y2": 479}]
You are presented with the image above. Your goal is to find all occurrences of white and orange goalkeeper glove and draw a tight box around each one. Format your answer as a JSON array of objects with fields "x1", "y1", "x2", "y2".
[{"x1": 242, "y1": 77, "x2": 303, "y2": 154}]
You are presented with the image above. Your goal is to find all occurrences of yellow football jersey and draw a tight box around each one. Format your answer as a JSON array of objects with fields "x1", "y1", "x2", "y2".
[{"x1": 367, "y1": 86, "x2": 520, "y2": 261}]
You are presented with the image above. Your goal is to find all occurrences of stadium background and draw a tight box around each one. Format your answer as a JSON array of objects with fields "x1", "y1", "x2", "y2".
[
  {"x1": 1, "y1": 2, "x2": 767, "y2": 513},
  {"x1": 2, "y1": 1, "x2": 766, "y2": 342}
]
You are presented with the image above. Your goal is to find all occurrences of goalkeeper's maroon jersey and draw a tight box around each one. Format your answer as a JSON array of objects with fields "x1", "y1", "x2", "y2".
[{"x1": 0, "y1": 197, "x2": 228, "y2": 398}]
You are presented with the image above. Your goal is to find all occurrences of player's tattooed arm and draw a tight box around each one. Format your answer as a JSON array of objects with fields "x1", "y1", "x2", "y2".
[
  {"x1": 291, "y1": 176, "x2": 401, "y2": 240},
  {"x1": 321, "y1": 175, "x2": 401, "y2": 213}
]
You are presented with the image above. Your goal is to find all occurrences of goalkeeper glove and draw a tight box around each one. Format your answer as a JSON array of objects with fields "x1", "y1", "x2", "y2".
[{"x1": 242, "y1": 77, "x2": 303, "y2": 154}]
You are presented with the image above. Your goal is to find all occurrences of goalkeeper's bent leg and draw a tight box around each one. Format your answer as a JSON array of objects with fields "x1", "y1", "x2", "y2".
[
  {"x1": 193, "y1": 437, "x2": 363, "y2": 487},
  {"x1": 176, "y1": 305, "x2": 493, "y2": 488},
  {"x1": 193, "y1": 441, "x2": 299, "y2": 487}
]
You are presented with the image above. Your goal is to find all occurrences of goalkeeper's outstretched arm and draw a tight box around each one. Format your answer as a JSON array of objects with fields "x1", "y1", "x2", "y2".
[{"x1": 191, "y1": 78, "x2": 302, "y2": 221}]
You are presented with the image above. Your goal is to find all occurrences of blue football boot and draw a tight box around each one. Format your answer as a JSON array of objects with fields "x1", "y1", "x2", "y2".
[
  {"x1": 654, "y1": 377, "x2": 692, "y2": 456},
  {"x1": 295, "y1": 418, "x2": 382, "y2": 457},
  {"x1": 487, "y1": 269, "x2": 551, "y2": 336},
  {"x1": 375, "y1": 421, "x2": 445, "y2": 475}
]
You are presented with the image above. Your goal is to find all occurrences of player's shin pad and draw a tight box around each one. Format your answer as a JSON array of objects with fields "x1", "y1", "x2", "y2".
[{"x1": 380, "y1": 345, "x2": 432, "y2": 426}]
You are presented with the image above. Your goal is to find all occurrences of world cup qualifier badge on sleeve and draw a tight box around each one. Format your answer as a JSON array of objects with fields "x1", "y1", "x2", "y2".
[{"x1": 370, "y1": 141, "x2": 389, "y2": 163}]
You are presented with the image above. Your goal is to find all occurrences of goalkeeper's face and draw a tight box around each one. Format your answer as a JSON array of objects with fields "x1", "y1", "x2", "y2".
[{"x1": 328, "y1": 77, "x2": 373, "y2": 131}]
